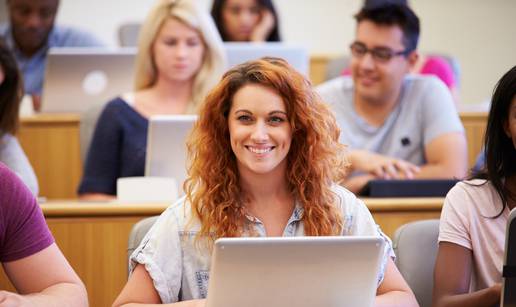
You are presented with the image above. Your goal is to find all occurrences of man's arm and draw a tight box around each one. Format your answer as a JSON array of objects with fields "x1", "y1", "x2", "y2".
[
  {"x1": 416, "y1": 132, "x2": 468, "y2": 179},
  {"x1": 343, "y1": 174, "x2": 376, "y2": 194},
  {"x1": 1, "y1": 243, "x2": 88, "y2": 307},
  {"x1": 343, "y1": 150, "x2": 421, "y2": 193}
]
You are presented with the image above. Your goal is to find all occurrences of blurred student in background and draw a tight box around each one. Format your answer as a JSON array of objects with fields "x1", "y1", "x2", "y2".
[
  {"x1": 433, "y1": 65, "x2": 516, "y2": 307},
  {"x1": 0, "y1": 40, "x2": 38, "y2": 195},
  {"x1": 0, "y1": 0, "x2": 104, "y2": 111},
  {"x1": 211, "y1": 0, "x2": 281, "y2": 42},
  {"x1": 359, "y1": 0, "x2": 459, "y2": 102},
  {"x1": 0, "y1": 163, "x2": 87, "y2": 306},
  {"x1": 113, "y1": 57, "x2": 417, "y2": 307},
  {"x1": 78, "y1": 0, "x2": 226, "y2": 200},
  {"x1": 317, "y1": 4, "x2": 467, "y2": 193}
]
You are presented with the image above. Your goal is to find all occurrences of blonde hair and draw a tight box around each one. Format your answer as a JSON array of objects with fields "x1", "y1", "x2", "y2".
[
  {"x1": 185, "y1": 58, "x2": 348, "y2": 245},
  {"x1": 134, "y1": 0, "x2": 227, "y2": 113}
]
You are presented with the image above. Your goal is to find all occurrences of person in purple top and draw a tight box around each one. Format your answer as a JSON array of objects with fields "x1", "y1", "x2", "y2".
[{"x1": 0, "y1": 163, "x2": 87, "y2": 306}]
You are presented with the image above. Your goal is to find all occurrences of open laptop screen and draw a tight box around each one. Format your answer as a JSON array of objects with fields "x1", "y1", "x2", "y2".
[
  {"x1": 206, "y1": 236, "x2": 384, "y2": 307},
  {"x1": 41, "y1": 47, "x2": 136, "y2": 113},
  {"x1": 224, "y1": 42, "x2": 309, "y2": 76},
  {"x1": 145, "y1": 115, "x2": 197, "y2": 195}
]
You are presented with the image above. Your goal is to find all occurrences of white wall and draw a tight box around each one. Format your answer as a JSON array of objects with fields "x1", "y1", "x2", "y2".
[{"x1": 53, "y1": 0, "x2": 516, "y2": 105}]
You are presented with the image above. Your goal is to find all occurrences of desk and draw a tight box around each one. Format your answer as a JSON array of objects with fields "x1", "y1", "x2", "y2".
[
  {"x1": 0, "y1": 201, "x2": 166, "y2": 307},
  {"x1": 18, "y1": 114, "x2": 82, "y2": 199},
  {"x1": 309, "y1": 54, "x2": 340, "y2": 86},
  {"x1": 364, "y1": 197, "x2": 443, "y2": 236},
  {"x1": 18, "y1": 111, "x2": 486, "y2": 199},
  {"x1": 460, "y1": 112, "x2": 487, "y2": 167},
  {"x1": 0, "y1": 198, "x2": 442, "y2": 306}
]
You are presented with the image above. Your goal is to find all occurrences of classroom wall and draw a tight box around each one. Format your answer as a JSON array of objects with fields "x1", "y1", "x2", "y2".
[{"x1": 52, "y1": 0, "x2": 515, "y2": 105}]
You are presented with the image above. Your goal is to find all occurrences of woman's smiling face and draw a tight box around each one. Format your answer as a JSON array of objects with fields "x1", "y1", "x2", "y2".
[{"x1": 228, "y1": 83, "x2": 292, "y2": 177}]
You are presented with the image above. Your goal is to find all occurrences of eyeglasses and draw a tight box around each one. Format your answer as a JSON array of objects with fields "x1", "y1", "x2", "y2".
[{"x1": 349, "y1": 42, "x2": 412, "y2": 63}]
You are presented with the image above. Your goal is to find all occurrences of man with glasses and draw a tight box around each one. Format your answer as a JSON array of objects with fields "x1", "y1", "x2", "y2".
[{"x1": 317, "y1": 4, "x2": 467, "y2": 193}]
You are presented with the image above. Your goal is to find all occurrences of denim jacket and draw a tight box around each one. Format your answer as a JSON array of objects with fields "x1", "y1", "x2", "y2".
[{"x1": 130, "y1": 184, "x2": 394, "y2": 303}]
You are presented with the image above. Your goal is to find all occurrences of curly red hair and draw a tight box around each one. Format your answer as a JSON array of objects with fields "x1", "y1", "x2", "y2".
[{"x1": 185, "y1": 57, "x2": 348, "y2": 243}]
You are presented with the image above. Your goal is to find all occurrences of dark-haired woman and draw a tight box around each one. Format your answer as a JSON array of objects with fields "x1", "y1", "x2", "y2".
[
  {"x1": 0, "y1": 41, "x2": 38, "y2": 195},
  {"x1": 211, "y1": 0, "x2": 281, "y2": 42},
  {"x1": 433, "y1": 65, "x2": 516, "y2": 307}
]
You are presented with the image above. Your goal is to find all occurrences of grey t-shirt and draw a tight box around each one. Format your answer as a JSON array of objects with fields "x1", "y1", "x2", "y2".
[
  {"x1": 0, "y1": 133, "x2": 38, "y2": 196},
  {"x1": 129, "y1": 185, "x2": 394, "y2": 303},
  {"x1": 316, "y1": 75, "x2": 464, "y2": 166}
]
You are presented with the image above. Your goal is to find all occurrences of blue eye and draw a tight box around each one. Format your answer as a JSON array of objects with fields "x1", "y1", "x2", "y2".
[{"x1": 269, "y1": 116, "x2": 285, "y2": 124}]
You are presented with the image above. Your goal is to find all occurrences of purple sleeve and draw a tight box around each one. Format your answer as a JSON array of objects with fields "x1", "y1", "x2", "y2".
[
  {"x1": 0, "y1": 163, "x2": 54, "y2": 262},
  {"x1": 419, "y1": 56, "x2": 456, "y2": 89}
]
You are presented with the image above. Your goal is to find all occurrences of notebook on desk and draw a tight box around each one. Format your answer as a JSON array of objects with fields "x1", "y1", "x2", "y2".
[
  {"x1": 206, "y1": 236, "x2": 384, "y2": 307},
  {"x1": 144, "y1": 115, "x2": 197, "y2": 195},
  {"x1": 359, "y1": 179, "x2": 459, "y2": 197},
  {"x1": 41, "y1": 47, "x2": 136, "y2": 113},
  {"x1": 224, "y1": 42, "x2": 309, "y2": 75}
]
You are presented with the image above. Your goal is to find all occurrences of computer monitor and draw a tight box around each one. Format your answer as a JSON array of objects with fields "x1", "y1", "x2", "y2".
[
  {"x1": 144, "y1": 115, "x2": 197, "y2": 195},
  {"x1": 224, "y1": 42, "x2": 309, "y2": 76},
  {"x1": 206, "y1": 236, "x2": 384, "y2": 307},
  {"x1": 41, "y1": 47, "x2": 136, "y2": 113}
]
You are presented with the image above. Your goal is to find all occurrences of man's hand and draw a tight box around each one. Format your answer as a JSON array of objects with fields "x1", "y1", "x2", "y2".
[
  {"x1": 348, "y1": 150, "x2": 420, "y2": 179},
  {"x1": 31, "y1": 94, "x2": 42, "y2": 112}
]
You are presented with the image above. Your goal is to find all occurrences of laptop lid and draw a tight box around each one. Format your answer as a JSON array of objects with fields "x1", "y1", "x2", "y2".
[
  {"x1": 224, "y1": 42, "x2": 309, "y2": 76},
  {"x1": 502, "y1": 208, "x2": 516, "y2": 307},
  {"x1": 41, "y1": 47, "x2": 136, "y2": 113},
  {"x1": 359, "y1": 179, "x2": 459, "y2": 197},
  {"x1": 144, "y1": 115, "x2": 197, "y2": 195},
  {"x1": 206, "y1": 236, "x2": 384, "y2": 307}
]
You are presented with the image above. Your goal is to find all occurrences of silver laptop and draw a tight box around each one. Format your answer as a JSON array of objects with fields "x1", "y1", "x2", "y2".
[
  {"x1": 224, "y1": 42, "x2": 309, "y2": 75},
  {"x1": 144, "y1": 115, "x2": 197, "y2": 194},
  {"x1": 206, "y1": 236, "x2": 385, "y2": 307},
  {"x1": 41, "y1": 47, "x2": 136, "y2": 113}
]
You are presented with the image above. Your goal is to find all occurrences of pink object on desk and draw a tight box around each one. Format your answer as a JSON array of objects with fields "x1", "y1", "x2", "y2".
[{"x1": 419, "y1": 56, "x2": 455, "y2": 88}]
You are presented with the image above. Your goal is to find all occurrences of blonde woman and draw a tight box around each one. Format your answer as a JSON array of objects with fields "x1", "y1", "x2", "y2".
[{"x1": 78, "y1": 0, "x2": 226, "y2": 200}]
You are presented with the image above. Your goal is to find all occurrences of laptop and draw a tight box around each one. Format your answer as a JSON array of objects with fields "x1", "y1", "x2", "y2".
[
  {"x1": 224, "y1": 42, "x2": 309, "y2": 76},
  {"x1": 502, "y1": 208, "x2": 516, "y2": 307},
  {"x1": 359, "y1": 179, "x2": 459, "y2": 197},
  {"x1": 144, "y1": 115, "x2": 197, "y2": 194},
  {"x1": 206, "y1": 236, "x2": 384, "y2": 307},
  {"x1": 41, "y1": 47, "x2": 136, "y2": 113}
]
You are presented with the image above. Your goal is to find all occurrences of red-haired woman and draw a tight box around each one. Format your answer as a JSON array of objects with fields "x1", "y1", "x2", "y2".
[{"x1": 113, "y1": 58, "x2": 418, "y2": 307}]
